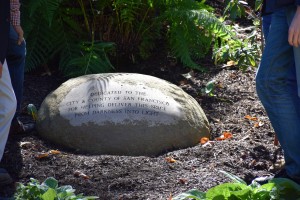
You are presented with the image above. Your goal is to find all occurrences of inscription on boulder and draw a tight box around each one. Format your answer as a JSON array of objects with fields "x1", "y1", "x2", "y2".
[
  {"x1": 59, "y1": 81, "x2": 182, "y2": 126},
  {"x1": 37, "y1": 73, "x2": 210, "y2": 156}
]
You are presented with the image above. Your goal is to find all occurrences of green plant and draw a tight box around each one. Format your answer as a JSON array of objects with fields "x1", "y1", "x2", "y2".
[
  {"x1": 156, "y1": 0, "x2": 232, "y2": 70},
  {"x1": 173, "y1": 171, "x2": 300, "y2": 200},
  {"x1": 201, "y1": 80, "x2": 216, "y2": 96},
  {"x1": 255, "y1": 0, "x2": 263, "y2": 12},
  {"x1": 213, "y1": 0, "x2": 262, "y2": 70},
  {"x1": 14, "y1": 177, "x2": 98, "y2": 200},
  {"x1": 22, "y1": 0, "x2": 115, "y2": 77},
  {"x1": 223, "y1": 0, "x2": 248, "y2": 20},
  {"x1": 213, "y1": 24, "x2": 261, "y2": 71},
  {"x1": 22, "y1": 0, "x2": 233, "y2": 75}
]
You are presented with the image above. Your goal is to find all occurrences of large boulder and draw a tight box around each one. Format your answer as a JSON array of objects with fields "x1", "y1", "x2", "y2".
[{"x1": 37, "y1": 73, "x2": 210, "y2": 156}]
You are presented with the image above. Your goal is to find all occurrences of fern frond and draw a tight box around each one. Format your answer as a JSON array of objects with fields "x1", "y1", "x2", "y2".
[
  {"x1": 159, "y1": 3, "x2": 232, "y2": 69},
  {"x1": 26, "y1": 0, "x2": 62, "y2": 25},
  {"x1": 169, "y1": 24, "x2": 201, "y2": 70},
  {"x1": 24, "y1": 17, "x2": 60, "y2": 71},
  {"x1": 60, "y1": 42, "x2": 115, "y2": 78},
  {"x1": 190, "y1": 9, "x2": 232, "y2": 39}
]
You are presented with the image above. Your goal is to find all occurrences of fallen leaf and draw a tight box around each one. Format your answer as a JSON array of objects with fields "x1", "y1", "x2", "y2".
[
  {"x1": 223, "y1": 132, "x2": 233, "y2": 139},
  {"x1": 35, "y1": 152, "x2": 50, "y2": 159},
  {"x1": 226, "y1": 60, "x2": 236, "y2": 66},
  {"x1": 249, "y1": 159, "x2": 257, "y2": 167},
  {"x1": 20, "y1": 141, "x2": 32, "y2": 148},
  {"x1": 179, "y1": 178, "x2": 188, "y2": 184},
  {"x1": 217, "y1": 83, "x2": 223, "y2": 88},
  {"x1": 244, "y1": 115, "x2": 258, "y2": 121},
  {"x1": 181, "y1": 71, "x2": 194, "y2": 79},
  {"x1": 200, "y1": 137, "x2": 209, "y2": 144},
  {"x1": 216, "y1": 132, "x2": 233, "y2": 141},
  {"x1": 168, "y1": 193, "x2": 173, "y2": 200},
  {"x1": 49, "y1": 150, "x2": 61, "y2": 155},
  {"x1": 254, "y1": 121, "x2": 264, "y2": 128},
  {"x1": 202, "y1": 141, "x2": 215, "y2": 147},
  {"x1": 74, "y1": 170, "x2": 90, "y2": 179},
  {"x1": 165, "y1": 157, "x2": 176, "y2": 163}
]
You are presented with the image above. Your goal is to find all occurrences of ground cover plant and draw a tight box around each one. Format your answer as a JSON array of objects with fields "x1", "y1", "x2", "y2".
[
  {"x1": 15, "y1": 177, "x2": 98, "y2": 200},
  {"x1": 173, "y1": 171, "x2": 300, "y2": 199}
]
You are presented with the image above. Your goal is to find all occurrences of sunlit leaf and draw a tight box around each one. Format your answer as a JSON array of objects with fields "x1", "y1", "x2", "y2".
[
  {"x1": 254, "y1": 121, "x2": 264, "y2": 128},
  {"x1": 74, "y1": 170, "x2": 90, "y2": 180},
  {"x1": 200, "y1": 137, "x2": 209, "y2": 144},
  {"x1": 244, "y1": 115, "x2": 258, "y2": 121},
  {"x1": 216, "y1": 132, "x2": 233, "y2": 141},
  {"x1": 49, "y1": 150, "x2": 61, "y2": 155},
  {"x1": 36, "y1": 152, "x2": 50, "y2": 159},
  {"x1": 226, "y1": 60, "x2": 236, "y2": 66},
  {"x1": 165, "y1": 157, "x2": 176, "y2": 163}
]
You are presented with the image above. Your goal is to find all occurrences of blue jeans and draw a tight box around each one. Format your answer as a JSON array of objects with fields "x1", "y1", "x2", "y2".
[
  {"x1": 262, "y1": 14, "x2": 272, "y2": 40},
  {"x1": 7, "y1": 25, "x2": 26, "y2": 118},
  {"x1": 256, "y1": 6, "x2": 300, "y2": 180}
]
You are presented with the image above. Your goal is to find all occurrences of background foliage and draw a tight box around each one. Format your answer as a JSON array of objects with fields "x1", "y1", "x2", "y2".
[{"x1": 21, "y1": 0, "x2": 233, "y2": 77}]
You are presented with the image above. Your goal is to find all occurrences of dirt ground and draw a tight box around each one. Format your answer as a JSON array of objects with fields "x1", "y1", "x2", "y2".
[
  {"x1": 0, "y1": 1, "x2": 284, "y2": 199},
  {"x1": 0, "y1": 57, "x2": 284, "y2": 199}
]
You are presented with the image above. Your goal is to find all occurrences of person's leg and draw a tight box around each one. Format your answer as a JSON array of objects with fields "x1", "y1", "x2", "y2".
[
  {"x1": 262, "y1": 14, "x2": 272, "y2": 40},
  {"x1": 0, "y1": 60, "x2": 17, "y2": 185},
  {"x1": 7, "y1": 24, "x2": 25, "y2": 118},
  {"x1": 256, "y1": 6, "x2": 300, "y2": 181},
  {"x1": 7, "y1": 25, "x2": 35, "y2": 134}
]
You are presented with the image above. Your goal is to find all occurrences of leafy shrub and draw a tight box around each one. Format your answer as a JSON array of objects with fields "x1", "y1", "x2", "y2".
[
  {"x1": 223, "y1": 0, "x2": 248, "y2": 20},
  {"x1": 213, "y1": 22, "x2": 261, "y2": 71},
  {"x1": 173, "y1": 171, "x2": 300, "y2": 200},
  {"x1": 21, "y1": 0, "x2": 115, "y2": 77},
  {"x1": 14, "y1": 177, "x2": 98, "y2": 200},
  {"x1": 21, "y1": 0, "x2": 232, "y2": 76},
  {"x1": 213, "y1": 0, "x2": 262, "y2": 70}
]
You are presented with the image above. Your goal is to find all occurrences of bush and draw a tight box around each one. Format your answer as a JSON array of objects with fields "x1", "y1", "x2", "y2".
[{"x1": 21, "y1": 0, "x2": 232, "y2": 76}]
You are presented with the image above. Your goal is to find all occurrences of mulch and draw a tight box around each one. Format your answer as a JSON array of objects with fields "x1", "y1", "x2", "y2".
[
  {"x1": 0, "y1": 1, "x2": 283, "y2": 199},
  {"x1": 0, "y1": 60, "x2": 283, "y2": 199}
]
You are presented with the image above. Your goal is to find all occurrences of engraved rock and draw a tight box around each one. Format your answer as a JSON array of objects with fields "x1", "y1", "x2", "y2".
[{"x1": 37, "y1": 73, "x2": 210, "y2": 156}]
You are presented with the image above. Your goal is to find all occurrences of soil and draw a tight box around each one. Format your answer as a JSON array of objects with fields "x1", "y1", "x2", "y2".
[{"x1": 0, "y1": 1, "x2": 284, "y2": 199}]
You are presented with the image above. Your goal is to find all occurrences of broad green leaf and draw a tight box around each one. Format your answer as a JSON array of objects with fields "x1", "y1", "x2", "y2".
[
  {"x1": 248, "y1": 56, "x2": 256, "y2": 67},
  {"x1": 220, "y1": 170, "x2": 247, "y2": 185},
  {"x1": 254, "y1": 182, "x2": 276, "y2": 192},
  {"x1": 43, "y1": 177, "x2": 58, "y2": 189},
  {"x1": 255, "y1": 0, "x2": 263, "y2": 11},
  {"x1": 206, "y1": 183, "x2": 248, "y2": 199},
  {"x1": 173, "y1": 189, "x2": 206, "y2": 200},
  {"x1": 42, "y1": 188, "x2": 56, "y2": 200},
  {"x1": 205, "y1": 80, "x2": 215, "y2": 94},
  {"x1": 269, "y1": 178, "x2": 300, "y2": 199}
]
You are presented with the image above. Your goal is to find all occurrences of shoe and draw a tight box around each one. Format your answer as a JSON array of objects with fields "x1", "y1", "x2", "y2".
[
  {"x1": 0, "y1": 168, "x2": 13, "y2": 186},
  {"x1": 10, "y1": 119, "x2": 35, "y2": 134},
  {"x1": 254, "y1": 168, "x2": 300, "y2": 185}
]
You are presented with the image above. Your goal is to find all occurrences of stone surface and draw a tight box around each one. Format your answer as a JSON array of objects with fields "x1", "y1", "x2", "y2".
[{"x1": 37, "y1": 73, "x2": 210, "y2": 156}]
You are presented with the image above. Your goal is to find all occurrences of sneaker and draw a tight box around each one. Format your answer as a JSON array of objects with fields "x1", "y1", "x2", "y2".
[
  {"x1": 0, "y1": 168, "x2": 13, "y2": 186},
  {"x1": 254, "y1": 168, "x2": 300, "y2": 185},
  {"x1": 10, "y1": 119, "x2": 35, "y2": 135}
]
